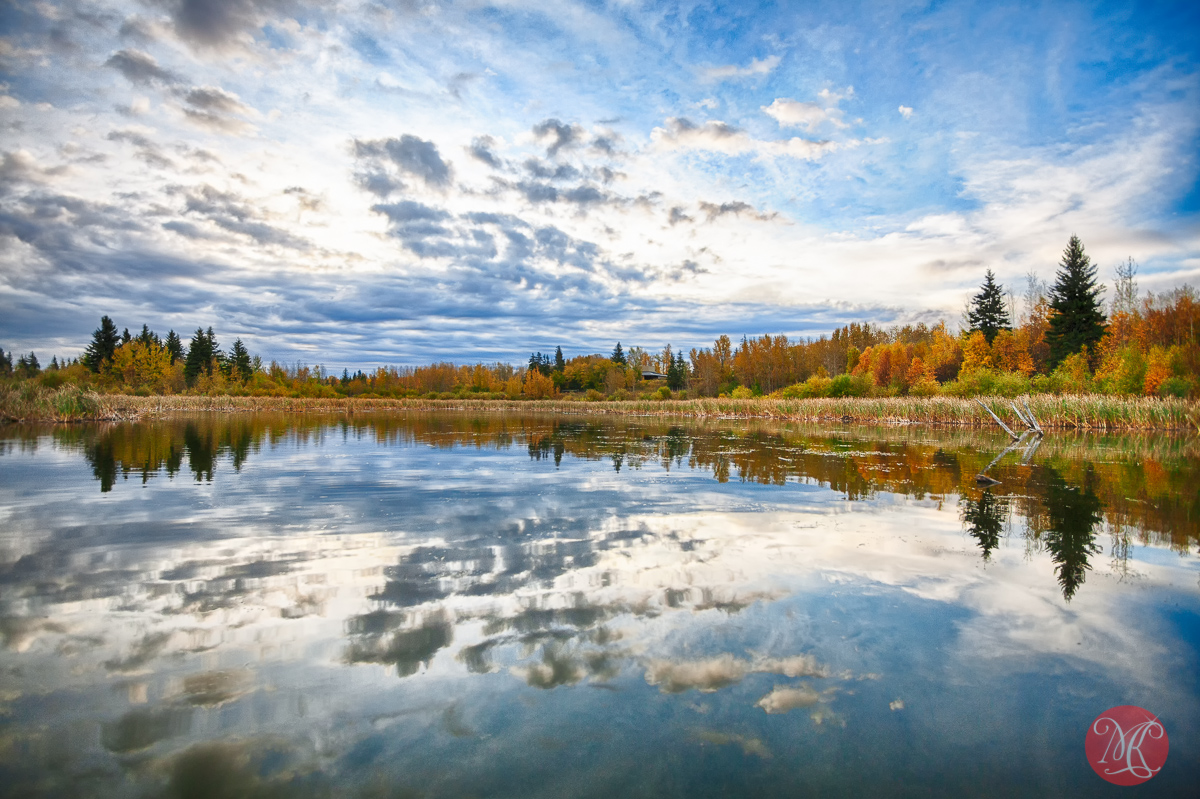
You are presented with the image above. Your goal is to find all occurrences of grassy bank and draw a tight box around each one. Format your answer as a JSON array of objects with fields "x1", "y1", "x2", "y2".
[{"x1": 3, "y1": 383, "x2": 1198, "y2": 431}]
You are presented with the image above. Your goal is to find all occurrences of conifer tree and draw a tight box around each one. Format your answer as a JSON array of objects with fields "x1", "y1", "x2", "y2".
[
  {"x1": 164, "y1": 330, "x2": 184, "y2": 364},
  {"x1": 554, "y1": 346, "x2": 565, "y2": 372},
  {"x1": 611, "y1": 342, "x2": 626, "y2": 365},
  {"x1": 1046, "y1": 235, "x2": 1107, "y2": 366},
  {"x1": 0, "y1": 347, "x2": 11, "y2": 376},
  {"x1": 183, "y1": 327, "x2": 213, "y2": 386},
  {"x1": 121, "y1": 328, "x2": 132, "y2": 345},
  {"x1": 667, "y1": 352, "x2": 687, "y2": 390},
  {"x1": 83, "y1": 316, "x2": 121, "y2": 372},
  {"x1": 967, "y1": 269, "x2": 1011, "y2": 344},
  {"x1": 230, "y1": 338, "x2": 253, "y2": 382}
]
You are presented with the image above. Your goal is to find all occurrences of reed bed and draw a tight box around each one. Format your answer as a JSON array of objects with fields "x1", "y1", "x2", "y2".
[{"x1": 1, "y1": 385, "x2": 1196, "y2": 431}]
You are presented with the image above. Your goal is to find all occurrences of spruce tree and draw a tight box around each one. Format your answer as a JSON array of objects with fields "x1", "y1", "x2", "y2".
[
  {"x1": 0, "y1": 347, "x2": 11, "y2": 376},
  {"x1": 230, "y1": 338, "x2": 253, "y2": 382},
  {"x1": 83, "y1": 316, "x2": 121, "y2": 372},
  {"x1": 611, "y1": 342, "x2": 626, "y2": 365},
  {"x1": 164, "y1": 330, "x2": 184, "y2": 364},
  {"x1": 554, "y1": 346, "x2": 565, "y2": 372},
  {"x1": 183, "y1": 327, "x2": 213, "y2": 386},
  {"x1": 967, "y1": 269, "x2": 1011, "y2": 344},
  {"x1": 1046, "y1": 235, "x2": 1107, "y2": 366},
  {"x1": 667, "y1": 352, "x2": 687, "y2": 390},
  {"x1": 121, "y1": 328, "x2": 132, "y2": 345}
]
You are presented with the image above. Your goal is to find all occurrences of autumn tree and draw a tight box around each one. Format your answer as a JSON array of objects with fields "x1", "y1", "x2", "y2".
[
  {"x1": 83, "y1": 316, "x2": 121, "y2": 372},
  {"x1": 967, "y1": 269, "x2": 1011, "y2": 344},
  {"x1": 1046, "y1": 235, "x2": 1107, "y2": 366}
]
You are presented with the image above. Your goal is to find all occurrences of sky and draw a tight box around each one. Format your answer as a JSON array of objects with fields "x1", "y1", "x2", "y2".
[{"x1": 1, "y1": 0, "x2": 1198, "y2": 368}]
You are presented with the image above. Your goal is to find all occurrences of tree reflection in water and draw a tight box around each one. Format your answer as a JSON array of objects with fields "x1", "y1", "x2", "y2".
[
  {"x1": 1038, "y1": 465, "x2": 1105, "y2": 601},
  {"x1": 961, "y1": 490, "x2": 1006, "y2": 562}
]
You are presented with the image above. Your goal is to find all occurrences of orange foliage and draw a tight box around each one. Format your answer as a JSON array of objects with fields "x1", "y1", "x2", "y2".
[{"x1": 960, "y1": 331, "x2": 994, "y2": 372}]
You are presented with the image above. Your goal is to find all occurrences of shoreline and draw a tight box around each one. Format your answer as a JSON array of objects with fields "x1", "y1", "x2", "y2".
[{"x1": 2, "y1": 388, "x2": 1197, "y2": 432}]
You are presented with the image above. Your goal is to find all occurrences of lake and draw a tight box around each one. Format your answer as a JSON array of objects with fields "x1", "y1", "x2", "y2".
[{"x1": 1, "y1": 412, "x2": 1197, "y2": 797}]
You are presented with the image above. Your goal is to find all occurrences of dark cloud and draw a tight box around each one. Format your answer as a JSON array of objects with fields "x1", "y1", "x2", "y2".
[
  {"x1": 162, "y1": 220, "x2": 221, "y2": 240},
  {"x1": 181, "y1": 108, "x2": 253, "y2": 135},
  {"x1": 698, "y1": 200, "x2": 775, "y2": 222},
  {"x1": 664, "y1": 117, "x2": 742, "y2": 140},
  {"x1": 160, "y1": 0, "x2": 293, "y2": 49},
  {"x1": 175, "y1": 184, "x2": 308, "y2": 249},
  {"x1": 447, "y1": 71, "x2": 479, "y2": 99},
  {"x1": 184, "y1": 87, "x2": 250, "y2": 115},
  {"x1": 523, "y1": 158, "x2": 580, "y2": 181},
  {"x1": 105, "y1": 49, "x2": 181, "y2": 86},
  {"x1": 560, "y1": 185, "x2": 606, "y2": 205},
  {"x1": 467, "y1": 136, "x2": 502, "y2": 169},
  {"x1": 668, "y1": 206, "x2": 692, "y2": 225},
  {"x1": 353, "y1": 170, "x2": 402, "y2": 197},
  {"x1": 532, "y1": 118, "x2": 584, "y2": 157},
  {"x1": 354, "y1": 135, "x2": 452, "y2": 189},
  {"x1": 370, "y1": 200, "x2": 450, "y2": 225}
]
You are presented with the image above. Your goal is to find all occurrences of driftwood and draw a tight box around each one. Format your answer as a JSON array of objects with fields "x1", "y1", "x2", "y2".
[{"x1": 975, "y1": 399, "x2": 1019, "y2": 440}]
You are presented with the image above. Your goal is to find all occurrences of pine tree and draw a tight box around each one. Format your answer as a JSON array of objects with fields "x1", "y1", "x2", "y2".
[
  {"x1": 164, "y1": 330, "x2": 184, "y2": 364},
  {"x1": 967, "y1": 269, "x2": 1011, "y2": 344},
  {"x1": 611, "y1": 342, "x2": 626, "y2": 365},
  {"x1": 667, "y1": 352, "x2": 687, "y2": 390},
  {"x1": 1046, "y1": 235, "x2": 1107, "y2": 367},
  {"x1": 121, "y1": 328, "x2": 132, "y2": 345},
  {"x1": 0, "y1": 347, "x2": 11, "y2": 376},
  {"x1": 137, "y1": 324, "x2": 160, "y2": 349},
  {"x1": 183, "y1": 327, "x2": 213, "y2": 386},
  {"x1": 83, "y1": 316, "x2": 121, "y2": 372},
  {"x1": 554, "y1": 346, "x2": 565, "y2": 372},
  {"x1": 230, "y1": 338, "x2": 253, "y2": 382}
]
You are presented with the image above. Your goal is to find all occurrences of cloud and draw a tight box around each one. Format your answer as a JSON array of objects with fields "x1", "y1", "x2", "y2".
[
  {"x1": 105, "y1": 49, "x2": 180, "y2": 86},
  {"x1": 174, "y1": 184, "x2": 308, "y2": 249},
  {"x1": 698, "y1": 201, "x2": 774, "y2": 222},
  {"x1": 756, "y1": 685, "x2": 822, "y2": 714},
  {"x1": 651, "y1": 117, "x2": 842, "y2": 161},
  {"x1": 701, "y1": 55, "x2": 780, "y2": 82},
  {"x1": 762, "y1": 98, "x2": 848, "y2": 132},
  {"x1": 161, "y1": 0, "x2": 292, "y2": 50},
  {"x1": 184, "y1": 87, "x2": 251, "y2": 116},
  {"x1": 645, "y1": 654, "x2": 748, "y2": 693},
  {"x1": 899, "y1": 105, "x2": 914, "y2": 119},
  {"x1": 467, "y1": 136, "x2": 502, "y2": 169},
  {"x1": 354, "y1": 135, "x2": 453, "y2": 189},
  {"x1": 532, "y1": 118, "x2": 584, "y2": 157}
]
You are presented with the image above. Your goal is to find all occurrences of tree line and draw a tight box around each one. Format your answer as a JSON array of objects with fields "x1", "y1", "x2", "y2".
[{"x1": 3, "y1": 236, "x2": 1197, "y2": 400}]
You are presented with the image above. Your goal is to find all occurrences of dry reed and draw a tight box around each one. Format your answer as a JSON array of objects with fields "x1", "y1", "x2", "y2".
[{"x1": 2, "y1": 384, "x2": 1196, "y2": 431}]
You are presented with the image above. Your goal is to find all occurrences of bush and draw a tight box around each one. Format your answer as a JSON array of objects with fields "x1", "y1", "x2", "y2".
[
  {"x1": 655, "y1": 385, "x2": 672, "y2": 400},
  {"x1": 730, "y1": 386, "x2": 754, "y2": 399},
  {"x1": 779, "y1": 375, "x2": 833, "y2": 399},
  {"x1": 827, "y1": 373, "x2": 870, "y2": 398},
  {"x1": 585, "y1": 388, "x2": 604, "y2": 401},
  {"x1": 1157, "y1": 376, "x2": 1193, "y2": 399}
]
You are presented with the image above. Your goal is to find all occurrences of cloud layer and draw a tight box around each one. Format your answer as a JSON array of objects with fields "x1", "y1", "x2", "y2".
[{"x1": 1, "y1": 0, "x2": 1198, "y2": 366}]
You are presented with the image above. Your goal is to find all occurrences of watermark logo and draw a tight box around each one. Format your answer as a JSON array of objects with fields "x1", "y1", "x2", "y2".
[{"x1": 1085, "y1": 705, "x2": 1169, "y2": 786}]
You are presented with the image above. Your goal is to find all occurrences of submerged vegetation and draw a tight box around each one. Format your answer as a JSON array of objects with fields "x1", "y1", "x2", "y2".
[{"x1": 3, "y1": 237, "x2": 1199, "y2": 427}]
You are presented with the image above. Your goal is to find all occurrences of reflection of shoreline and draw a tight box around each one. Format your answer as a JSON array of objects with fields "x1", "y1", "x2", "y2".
[
  {"x1": 3, "y1": 417, "x2": 1198, "y2": 797},
  {"x1": 10, "y1": 412, "x2": 1193, "y2": 552}
]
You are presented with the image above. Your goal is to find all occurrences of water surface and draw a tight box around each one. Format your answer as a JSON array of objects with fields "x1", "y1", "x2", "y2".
[{"x1": 1, "y1": 412, "x2": 1197, "y2": 797}]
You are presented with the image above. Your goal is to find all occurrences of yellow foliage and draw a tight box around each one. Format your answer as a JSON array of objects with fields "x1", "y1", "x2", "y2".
[
  {"x1": 960, "y1": 331, "x2": 994, "y2": 372},
  {"x1": 1143, "y1": 347, "x2": 1172, "y2": 396},
  {"x1": 523, "y1": 369, "x2": 558, "y2": 399},
  {"x1": 108, "y1": 341, "x2": 173, "y2": 391}
]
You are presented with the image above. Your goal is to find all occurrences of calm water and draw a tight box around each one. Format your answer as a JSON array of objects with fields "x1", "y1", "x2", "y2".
[{"x1": 1, "y1": 412, "x2": 1197, "y2": 798}]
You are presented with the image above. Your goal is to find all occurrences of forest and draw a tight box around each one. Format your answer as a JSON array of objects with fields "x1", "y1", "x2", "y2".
[{"x1": 3, "y1": 237, "x2": 1198, "y2": 403}]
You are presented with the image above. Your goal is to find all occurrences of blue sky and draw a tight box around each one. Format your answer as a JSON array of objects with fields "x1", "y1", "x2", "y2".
[{"x1": 1, "y1": 0, "x2": 1198, "y2": 367}]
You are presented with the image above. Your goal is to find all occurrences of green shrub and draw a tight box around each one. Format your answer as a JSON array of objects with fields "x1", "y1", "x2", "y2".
[
  {"x1": 1157, "y1": 376, "x2": 1192, "y2": 399},
  {"x1": 729, "y1": 386, "x2": 753, "y2": 399},
  {"x1": 827, "y1": 373, "x2": 870, "y2": 398},
  {"x1": 585, "y1": 388, "x2": 604, "y2": 401},
  {"x1": 655, "y1": 385, "x2": 672, "y2": 400}
]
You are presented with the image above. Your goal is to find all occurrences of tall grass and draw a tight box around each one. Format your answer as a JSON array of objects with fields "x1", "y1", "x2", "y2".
[{"x1": 1, "y1": 385, "x2": 1196, "y2": 430}]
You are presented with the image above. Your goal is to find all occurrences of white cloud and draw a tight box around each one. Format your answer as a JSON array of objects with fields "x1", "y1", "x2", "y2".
[
  {"x1": 700, "y1": 55, "x2": 780, "y2": 82},
  {"x1": 899, "y1": 105, "x2": 914, "y2": 119},
  {"x1": 651, "y1": 117, "x2": 846, "y2": 161}
]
